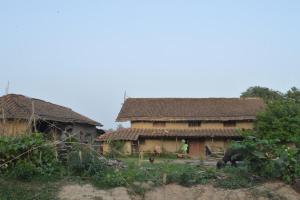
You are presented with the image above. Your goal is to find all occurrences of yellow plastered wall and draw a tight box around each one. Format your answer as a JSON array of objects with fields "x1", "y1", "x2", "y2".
[
  {"x1": 131, "y1": 121, "x2": 254, "y2": 130},
  {"x1": 102, "y1": 143, "x2": 110, "y2": 154},
  {"x1": 139, "y1": 139, "x2": 180, "y2": 153},
  {"x1": 236, "y1": 122, "x2": 254, "y2": 129},
  {"x1": 101, "y1": 141, "x2": 132, "y2": 155},
  {"x1": 0, "y1": 120, "x2": 28, "y2": 136},
  {"x1": 139, "y1": 138, "x2": 231, "y2": 157},
  {"x1": 123, "y1": 141, "x2": 132, "y2": 154}
]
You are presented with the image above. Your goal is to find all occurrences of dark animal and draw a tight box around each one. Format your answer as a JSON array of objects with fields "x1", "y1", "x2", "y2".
[
  {"x1": 149, "y1": 156, "x2": 155, "y2": 164},
  {"x1": 217, "y1": 148, "x2": 243, "y2": 169}
]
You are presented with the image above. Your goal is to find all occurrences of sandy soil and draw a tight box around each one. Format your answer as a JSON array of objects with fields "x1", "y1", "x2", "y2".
[
  {"x1": 58, "y1": 184, "x2": 131, "y2": 200},
  {"x1": 58, "y1": 182, "x2": 300, "y2": 200},
  {"x1": 144, "y1": 182, "x2": 300, "y2": 200}
]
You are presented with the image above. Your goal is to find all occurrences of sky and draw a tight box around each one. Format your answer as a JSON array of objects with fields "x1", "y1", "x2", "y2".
[{"x1": 0, "y1": 1, "x2": 300, "y2": 129}]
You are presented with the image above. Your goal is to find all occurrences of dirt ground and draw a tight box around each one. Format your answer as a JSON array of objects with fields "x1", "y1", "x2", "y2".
[{"x1": 58, "y1": 182, "x2": 300, "y2": 200}]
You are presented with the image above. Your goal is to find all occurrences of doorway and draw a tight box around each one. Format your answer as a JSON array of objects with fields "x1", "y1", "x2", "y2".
[{"x1": 188, "y1": 140, "x2": 205, "y2": 159}]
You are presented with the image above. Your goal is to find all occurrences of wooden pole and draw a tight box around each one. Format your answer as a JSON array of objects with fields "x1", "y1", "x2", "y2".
[
  {"x1": 1, "y1": 108, "x2": 5, "y2": 124},
  {"x1": 32, "y1": 101, "x2": 37, "y2": 132},
  {"x1": 1, "y1": 107, "x2": 5, "y2": 135}
]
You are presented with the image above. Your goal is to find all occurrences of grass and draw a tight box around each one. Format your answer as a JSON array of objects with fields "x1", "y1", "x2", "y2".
[
  {"x1": 0, "y1": 177, "x2": 60, "y2": 200},
  {"x1": 92, "y1": 157, "x2": 218, "y2": 189},
  {"x1": 214, "y1": 165, "x2": 258, "y2": 189},
  {"x1": 91, "y1": 158, "x2": 219, "y2": 196},
  {"x1": 0, "y1": 157, "x2": 262, "y2": 199},
  {"x1": 250, "y1": 188, "x2": 287, "y2": 200}
]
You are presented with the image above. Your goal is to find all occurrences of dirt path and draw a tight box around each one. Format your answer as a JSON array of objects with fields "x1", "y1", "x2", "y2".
[
  {"x1": 58, "y1": 184, "x2": 131, "y2": 200},
  {"x1": 58, "y1": 182, "x2": 300, "y2": 200},
  {"x1": 145, "y1": 182, "x2": 300, "y2": 200}
]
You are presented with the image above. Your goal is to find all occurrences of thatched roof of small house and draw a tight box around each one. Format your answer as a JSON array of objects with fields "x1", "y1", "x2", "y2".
[
  {"x1": 116, "y1": 98, "x2": 265, "y2": 122},
  {"x1": 0, "y1": 94, "x2": 101, "y2": 126}
]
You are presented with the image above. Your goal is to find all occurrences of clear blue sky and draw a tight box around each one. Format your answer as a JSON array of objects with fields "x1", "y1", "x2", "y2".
[{"x1": 0, "y1": 1, "x2": 299, "y2": 129}]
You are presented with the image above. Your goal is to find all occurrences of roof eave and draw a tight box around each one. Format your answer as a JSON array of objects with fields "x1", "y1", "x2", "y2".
[{"x1": 116, "y1": 117, "x2": 256, "y2": 122}]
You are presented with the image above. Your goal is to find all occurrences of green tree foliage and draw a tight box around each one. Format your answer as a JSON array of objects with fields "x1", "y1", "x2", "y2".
[
  {"x1": 240, "y1": 86, "x2": 283, "y2": 102},
  {"x1": 255, "y1": 100, "x2": 300, "y2": 144},
  {"x1": 286, "y1": 87, "x2": 300, "y2": 103},
  {"x1": 235, "y1": 87, "x2": 300, "y2": 183}
]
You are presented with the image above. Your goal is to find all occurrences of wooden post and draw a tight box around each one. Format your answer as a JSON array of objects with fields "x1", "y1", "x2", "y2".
[
  {"x1": 162, "y1": 173, "x2": 167, "y2": 185},
  {"x1": 1, "y1": 108, "x2": 5, "y2": 124},
  {"x1": 175, "y1": 137, "x2": 178, "y2": 152},
  {"x1": 1, "y1": 107, "x2": 6, "y2": 135},
  {"x1": 32, "y1": 101, "x2": 37, "y2": 132}
]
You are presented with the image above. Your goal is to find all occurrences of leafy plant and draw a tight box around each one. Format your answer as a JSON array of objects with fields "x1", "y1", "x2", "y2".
[
  {"x1": 0, "y1": 133, "x2": 62, "y2": 179},
  {"x1": 215, "y1": 166, "x2": 255, "y2": 189},
  {"x1": 67, "y1": 147, "x2": 107, "y2": 176},
  {"x1": 107, "y1": 140, "x2": 125, "y2": 158},
  {"x1": 231, "y1": 98, "x2": 300, "y2": 183},
  {"x1": 93, "y1": 169, "x2": 127, "y2": 188},
  {"x1": 13, "y1": 161, "x2": 37, "y2": 181}
]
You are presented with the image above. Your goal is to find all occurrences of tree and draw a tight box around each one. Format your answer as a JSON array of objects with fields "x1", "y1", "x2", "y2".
[
  {"x1": 285, "y1": 87, "x2": 300, "y2": 103},
  {"x1": 255, "y1": 100, "x2": 300, "y2": 144},
  {"x1": 241, "y1": 86, "x2": 283, "y2": 102},
  {"x1": 232, "y1": 98, "x2": 300, "y2": 183}
]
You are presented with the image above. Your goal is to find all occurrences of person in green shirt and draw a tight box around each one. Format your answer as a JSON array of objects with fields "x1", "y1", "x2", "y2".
[{"x1": 180, "y1": 139, "x2": 188, "y2": 154}]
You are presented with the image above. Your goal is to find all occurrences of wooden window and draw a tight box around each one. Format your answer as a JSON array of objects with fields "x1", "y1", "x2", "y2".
[
  {"x1": 223, "y1": 121, "x2": 236, "y2": 128},
  {"x1": 188, "y1": 121, "x2": 202, "y2": 127},
  {"x1": 138, "y1": 139, "x2": 145, "y2": 145},
  {"x1": 153, "y1": 122, "x2": 166, "y2": 127}
]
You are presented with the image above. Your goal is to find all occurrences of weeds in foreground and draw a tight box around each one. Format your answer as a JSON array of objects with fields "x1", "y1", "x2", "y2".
[
  {"x1": 214, "y1": 165, "x2": 258, "y2": 189},
  {"x1": 0, "y1": 177, "x2": 60, "y2": 200}
]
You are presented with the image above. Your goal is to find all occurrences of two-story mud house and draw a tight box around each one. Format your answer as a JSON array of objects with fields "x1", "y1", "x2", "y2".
[{"x1": 99, "y1": 98, "x2": 264, "y2": 159}]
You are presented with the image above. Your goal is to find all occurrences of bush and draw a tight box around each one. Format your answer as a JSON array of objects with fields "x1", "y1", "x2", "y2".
[
  {"x1": 67, "y1": 147, "x2": 107, "y2": 176},
  {"x1": 155, "y1": 163, "x2": 217, "y2": 186},
  {"x1": 230, "y1": 99, "x2": 300, "y2": 184},
  {"x1": 0, "y1": 133, "x2": 62, "y2": 179},
  {"x1": 215, "y1": 175, "x2": 254, "y2": 189},
  {"x1": 93, "y1": 170, "x2": 127, "y2": 188},
  {"x1": 232, "y1": 136, "x2": 300, "y2": 183},
  {"x1": 107, "y1": 140, "x2": 125, "y2": 158},
  {"x1": 215, "y1": 166, "x2": 255, "y2": 189},
  {"x1": 12, "y1": 161, "x2": 37, "y2": 181}
]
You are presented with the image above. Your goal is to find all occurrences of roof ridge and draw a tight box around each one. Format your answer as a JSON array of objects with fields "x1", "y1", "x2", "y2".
[
  {"x1": 126, "y1": 97, "x2": 260, "y2": 100},
  {"x1": 0, "y1": 93, "x2": 101, "y2": 126},
  {"x1": 2, "y1": 94, "x2": 30, "y2": 117},
  {"x1": 2, "y1": 94, "x2": 73, "y2": 111}
]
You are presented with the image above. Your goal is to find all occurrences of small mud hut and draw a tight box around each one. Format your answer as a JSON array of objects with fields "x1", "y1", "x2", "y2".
[{"x1": 0, "y1": 94, "x2": 103, "y2": 144}]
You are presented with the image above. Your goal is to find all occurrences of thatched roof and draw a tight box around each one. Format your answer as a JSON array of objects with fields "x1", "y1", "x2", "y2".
[
  {"x1": 98, "y1": 128, "x2": 242, "y2": 141},
  {"x1": 116, "y1": 98, "x2": 265, "y2": 122},
  {"x1": 0, "y1": 94, "x2": 101, "y2": 126}
]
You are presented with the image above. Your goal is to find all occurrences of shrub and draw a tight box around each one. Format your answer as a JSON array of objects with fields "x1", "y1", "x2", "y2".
[
  {"x1": 0, "y1": 133, "x2": 62, "y2": 178},
  {"x1": 93, "y1": 170, "x2": 127, "y2": 188},
  {"x1": 13, "y1": 161, "x2": 37, "y2": 181},
  {"x1": 107, "y1": 140, "x2": 125, "y2": 158},
  {"x1": 215, "y1": 175, "x2": 254, "y2": 189},
  {"x1": 232, "y1": 136, "x2": 300, "y2": 183},
  {"x1": 161, "y1": 164, "x2": 217, "y2": 186},
  {"x1": 179, "y1": 171, "x2": 196, "y2": 186},
  {"x1": 215, "y1": 166, "x2": 255, "y2": 189},
  {"x1": 229, "y1": 99, "x2": 300, "y2": 184},
  {"x1": 67, "y1": 147, "x2": 107, "y2": 176}
]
